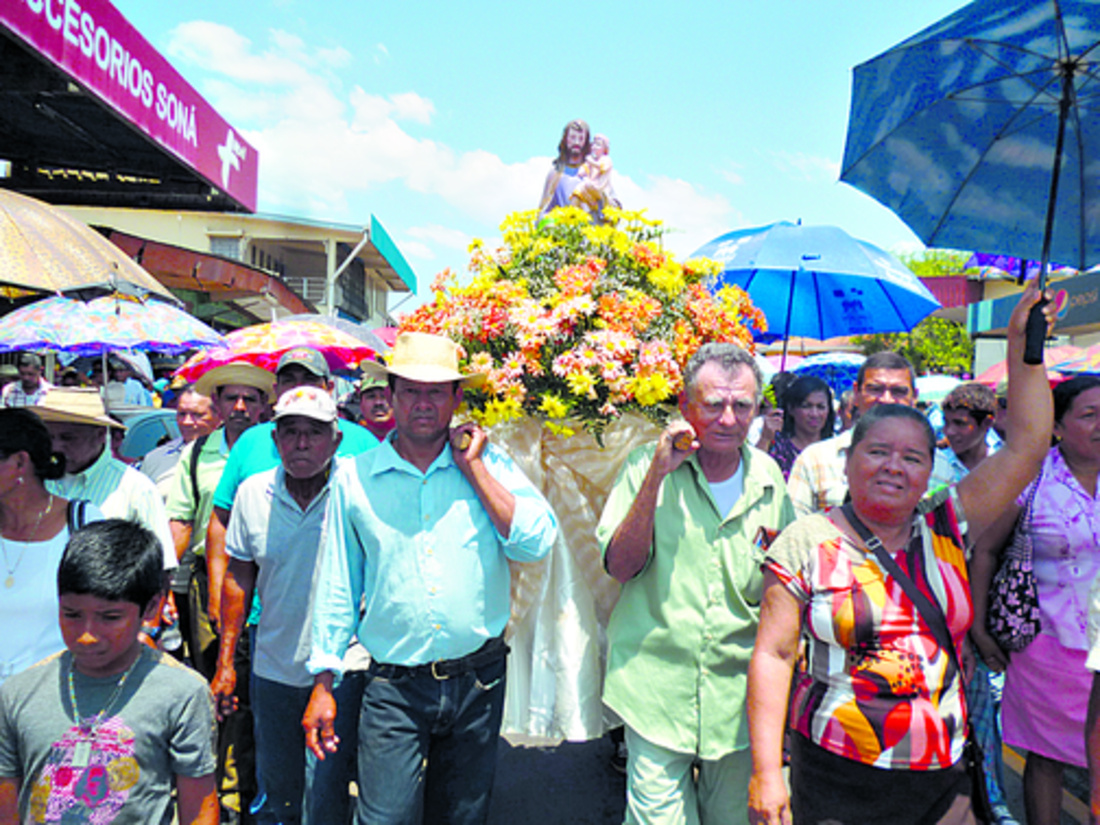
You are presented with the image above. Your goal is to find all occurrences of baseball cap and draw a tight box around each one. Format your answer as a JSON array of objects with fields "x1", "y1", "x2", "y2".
[
  {"x1": 276, "y1": 347, "x2": 330, "y2": 379},
  {"x1": 273, "y1": 385, "x2": 337, "y2": 423},
  {"x1": 359, "y1": 373, "x2": 388, "y2": 391}
]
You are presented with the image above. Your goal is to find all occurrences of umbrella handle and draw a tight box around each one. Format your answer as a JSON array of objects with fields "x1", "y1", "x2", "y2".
[{"x1": 1023, "y1": 299, "x2": 1049, "y2": 365}]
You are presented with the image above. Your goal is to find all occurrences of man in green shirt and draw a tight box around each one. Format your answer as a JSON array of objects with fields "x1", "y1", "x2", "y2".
[
  {"x1": 598, "y1": 342, "x2": 794, "y2": 825},
  {"x1": 166, "y1": 361, "x2": 272, "y2": 825}
]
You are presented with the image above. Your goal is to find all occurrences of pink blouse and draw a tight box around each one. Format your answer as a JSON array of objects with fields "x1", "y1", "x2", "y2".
[{"x1": 1024, "y1": 446, "x2": 1100, "y2": 651}]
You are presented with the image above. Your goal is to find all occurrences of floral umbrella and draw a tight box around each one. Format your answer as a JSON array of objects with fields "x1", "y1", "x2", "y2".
[
  {"x1": 0, "y1": 293, "x2": 224, "y2": 355},
  {"x1": 176, "y1": 317, "x2": 380, "y2": 382}
]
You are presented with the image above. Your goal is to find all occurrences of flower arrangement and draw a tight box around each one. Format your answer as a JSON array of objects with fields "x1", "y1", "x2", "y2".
[{"x1": 400, "y1": 206, "x2": 767, "y2": 441}]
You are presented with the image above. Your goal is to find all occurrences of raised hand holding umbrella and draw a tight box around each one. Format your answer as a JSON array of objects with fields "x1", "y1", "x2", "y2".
[{"x1": 841, "y1": 0, "x2": 1100, "y2": 362}]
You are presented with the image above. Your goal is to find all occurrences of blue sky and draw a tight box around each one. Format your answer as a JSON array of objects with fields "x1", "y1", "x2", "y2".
[{"x1": 112, "y1": 0, "x2": 964, "y2": 308}]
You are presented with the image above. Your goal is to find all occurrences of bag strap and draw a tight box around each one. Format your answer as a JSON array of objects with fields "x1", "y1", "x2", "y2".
[
  {"x1": 66, "y1": 499, "x2": 88, "y2": 534},
  {"x1": 189, "y1": 433, "x2": 210, "y2": 507},
  {"x1": 1019, "y1": 463, "x2": 1044, "y2": 534},
  {"x1": 840, "y1": 502, "x2": 961, "y2": 672}
]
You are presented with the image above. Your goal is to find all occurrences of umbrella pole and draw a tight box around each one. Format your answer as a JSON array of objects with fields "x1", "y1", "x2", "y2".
[
  {"x1": 780, "y1": 271, "x2": 798, "y2": 372},
  {"x1": 1025, "y1": 66, "x2": 1072, "y2": 364}
]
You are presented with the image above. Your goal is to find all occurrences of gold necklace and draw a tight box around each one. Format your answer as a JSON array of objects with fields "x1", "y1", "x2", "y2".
[
  {"x1": 2, "y1": 493, "x2": 53, "y2": 589},
  {"x1": 67, "y1": 648, "x2": 143, "y2": 735}
]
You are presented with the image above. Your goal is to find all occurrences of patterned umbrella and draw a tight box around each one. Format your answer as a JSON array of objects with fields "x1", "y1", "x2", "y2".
[
  {"x1": 0, "y1": 293, "x2": 224, "y2": 355},
  {"x1": 176, "y1": 317, "x2": 380, "y2": 381},
  {"x1": 791, "y1": 352, "x2": 866, "y2": 399},
  {"x1": 975, "y1": 344, "x2": 1080, "y2": 386},
  {"x1": 1047, "y1": 344, "x2": 1100, "y2": 375}
]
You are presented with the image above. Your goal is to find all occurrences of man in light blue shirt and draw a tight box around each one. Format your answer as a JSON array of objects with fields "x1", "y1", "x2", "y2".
[{"x1": 304, "y1": 332, "x2": 557, "y2": 825}]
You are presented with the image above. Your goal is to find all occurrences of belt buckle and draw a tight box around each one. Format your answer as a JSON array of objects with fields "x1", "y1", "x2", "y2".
[{"x1": 430, "y1": 660, "x2": 449, "y2": 681}]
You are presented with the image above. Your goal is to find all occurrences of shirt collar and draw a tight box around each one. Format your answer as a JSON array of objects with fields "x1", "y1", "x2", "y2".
[
  {"x1": 67, "y1": 444, "x2": 113, "y2": 482},
  {"x1": 369, "y1": 431, "x2": 455, "y2": 477}
]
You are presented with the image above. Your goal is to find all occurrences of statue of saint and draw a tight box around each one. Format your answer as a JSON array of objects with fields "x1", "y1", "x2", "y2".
[{"x1": 539, "y1": 121, "x2": 620, "y2": 221}]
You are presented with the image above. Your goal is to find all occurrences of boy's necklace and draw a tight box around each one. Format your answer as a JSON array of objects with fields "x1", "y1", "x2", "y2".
[
  {"x1": 67, "y1": 649, "x2": 143, "y2": 735},
  {"x1": 1, "y1": 494, "x2": 53, "y2": 588}
]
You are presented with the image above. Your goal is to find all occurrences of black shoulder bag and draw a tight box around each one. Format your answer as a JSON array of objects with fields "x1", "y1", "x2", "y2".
[{"x1": 841, "y1": 502, "x2": 994, "y2": 825}]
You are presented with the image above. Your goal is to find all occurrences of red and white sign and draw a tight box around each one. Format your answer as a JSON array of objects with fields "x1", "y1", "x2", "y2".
[{"x1": 1, "y1": 0, "x2": 259, "y2": 212}]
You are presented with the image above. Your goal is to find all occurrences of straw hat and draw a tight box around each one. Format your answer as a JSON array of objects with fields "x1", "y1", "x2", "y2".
[
  {"x1": 33, "y1": 388, "x2": 126, "y2": 429},
  {"x1": 361, "y1": 332, "x2": 484, "y2": 388},
  {"x1": 194, "y1": 362, "x2": 275, "y2": 403}
]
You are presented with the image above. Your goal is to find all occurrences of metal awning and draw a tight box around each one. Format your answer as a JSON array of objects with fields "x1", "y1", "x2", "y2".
[{"x1": 104, "y1": 229, "x2": 314, "y2": 327}]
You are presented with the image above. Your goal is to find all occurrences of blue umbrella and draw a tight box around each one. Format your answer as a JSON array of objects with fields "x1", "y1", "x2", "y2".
[
  {"x1": 693, "y1": 222, "x2": 940, "y2": 366},
  {"x1": 841, "y1": 0, "x2": 1100, "y2": 360},
  {"x1": 791, "y1": 352, "x2": 866, "y2": 399}
]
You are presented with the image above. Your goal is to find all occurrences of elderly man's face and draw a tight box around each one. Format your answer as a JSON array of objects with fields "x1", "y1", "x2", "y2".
[
  {"x1": 679, "y1": 362, "x2": 758, "y2": 458},
  {"x1": 47, "y1": 422, "x2": 106, "y2": 475},
  {"x1": 273, "y1": 416, "x2": 340, "y2": 480},
  {"x1": 176, "y1": 391, "x2": 219, "y2": 443}
]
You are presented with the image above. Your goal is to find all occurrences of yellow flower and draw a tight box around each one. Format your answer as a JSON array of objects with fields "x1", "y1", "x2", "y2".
[
  {"x1": 544, "y1": 421, "x2": 576, "y2": 438},
  {"x1": 539, "y1": 393, "x2": 570, "y2": 419},
  {"x1": 647, "y1": 262, "x2": 686, "y2": 296},
  {"x1": 479, "y1": 396, "x2": 524, "y2": 427},
  {"x1": 629, "y1": 372, "x2": 674, "y2": 406},
  {"x1": 546, "y1": 205, "x2": 593, "y2": 227},
  {"x1": 565, "y1": 370, "x2": 597, "y2": 399},
  {"x1": 531, "y1": 236, "x2": 555, "y2": 257}
]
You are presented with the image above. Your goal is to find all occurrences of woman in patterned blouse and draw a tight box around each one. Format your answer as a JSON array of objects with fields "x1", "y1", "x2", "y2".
[{"x1": 745, "y1": 284, "x2": 1055, "y2": 825}]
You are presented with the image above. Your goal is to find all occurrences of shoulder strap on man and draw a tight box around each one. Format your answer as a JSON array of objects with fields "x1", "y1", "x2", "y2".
[
  {"x1": 190, "y1": 433, "x2": 211, "y2": 506},
  {"x1": 67, "y1": 499, "x2": 89, "y2": 533}
]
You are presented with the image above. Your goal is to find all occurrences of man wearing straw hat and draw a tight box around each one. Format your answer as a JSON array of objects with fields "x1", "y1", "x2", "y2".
[
  {"x1": 303, "y1": 331, "x2": 558, "y2": 825},
  {"x1": 166, "y1": 363, "x2": 272, "y2": 825},
  {"x1": 33, "y1": 387, "x2": 174, "y2": 569}
]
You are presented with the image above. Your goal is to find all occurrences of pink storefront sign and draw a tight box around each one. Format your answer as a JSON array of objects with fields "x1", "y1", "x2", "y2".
[{"x1": 1, "y1": 0, "x2": 258, "y2": 211}]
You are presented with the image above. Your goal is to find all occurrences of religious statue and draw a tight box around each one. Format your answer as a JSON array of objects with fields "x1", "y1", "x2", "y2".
[{"x1": 539, "y1": 121, "x2": 620, "y2": 221}]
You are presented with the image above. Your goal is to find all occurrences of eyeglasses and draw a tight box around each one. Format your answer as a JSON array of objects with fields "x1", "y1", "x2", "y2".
[{"x1": 861, "y1": 383, "x2": 913, "y2": 401}]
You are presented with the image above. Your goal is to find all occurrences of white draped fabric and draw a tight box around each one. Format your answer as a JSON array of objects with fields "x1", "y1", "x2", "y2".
[{"x1": 496, "y1": 415, "x2": 661, "y2": 741}]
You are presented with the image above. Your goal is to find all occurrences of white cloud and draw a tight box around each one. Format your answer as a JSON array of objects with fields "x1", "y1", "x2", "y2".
[
  {"x1": 616, "y1": 174, "x2": 742, "y2": 258},
  {"x1": 390, "y1": 92, "x2": 434, "y2": 125},
  {"x1": 166, "y1": 22, "x2": 313, "y2": 86},
  {"x1": 168, "y1": 23, "x2": 742, "y2": 266},
  {"x1": 317, "y1": 46, "x2": 353, "y2": 69}
]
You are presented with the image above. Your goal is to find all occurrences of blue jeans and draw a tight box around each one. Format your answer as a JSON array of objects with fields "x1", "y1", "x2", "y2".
[
  {"x1": 251, "y1": 671, "x2": 364, "y2": 825},
  {"x1": 356, "y1": 654, "x2": 506, "y2": 825}
]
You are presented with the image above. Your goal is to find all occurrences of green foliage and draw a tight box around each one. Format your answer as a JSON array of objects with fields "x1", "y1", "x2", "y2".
[
  {"x1": 853, "y1": 316, "x2": 973, "y2": 375},
  {"x1": 897, "y1": 249, "x2": 972, "y2": 279},
  {"x1": 852, "y1": 249, "x2": 975, "y2": 374}
]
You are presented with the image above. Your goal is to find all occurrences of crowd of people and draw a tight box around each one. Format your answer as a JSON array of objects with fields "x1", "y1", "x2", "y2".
[{"x1": 0, "y1": 282, "x2": 1098, "y2": 825}]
